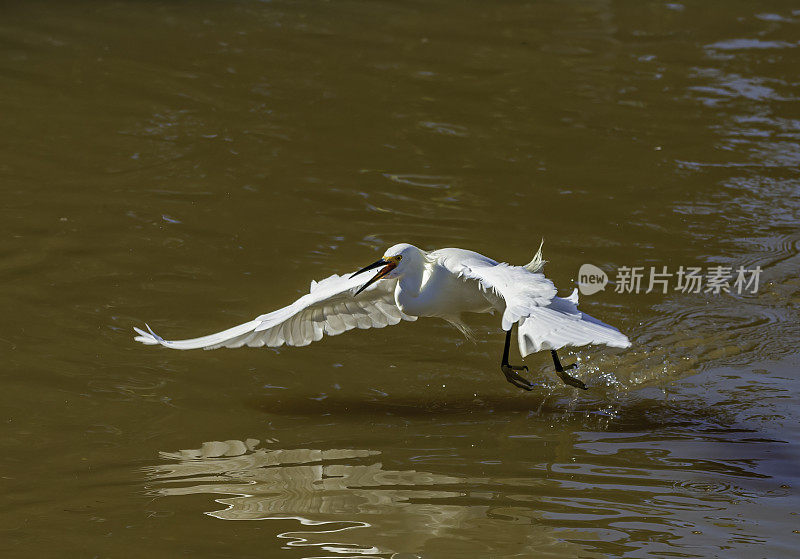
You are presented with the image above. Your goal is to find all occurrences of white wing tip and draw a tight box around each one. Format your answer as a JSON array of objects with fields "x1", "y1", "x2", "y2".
[
  {"x1": 608, "y1": 336, "x2": 632, "y2": 349},
  {"x1": 133, "y1": 323, "x2": 171, "y2": 347}
]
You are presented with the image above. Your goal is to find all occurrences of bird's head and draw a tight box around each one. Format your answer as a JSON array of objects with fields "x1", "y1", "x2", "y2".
[{"x1": 350, "y1": 243, "x2": 422, "y2": 296}]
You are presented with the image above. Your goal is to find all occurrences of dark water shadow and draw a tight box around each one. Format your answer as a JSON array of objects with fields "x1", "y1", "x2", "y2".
[{"x1": 243, "y1": 390, "x2": 772, "y2": 439}]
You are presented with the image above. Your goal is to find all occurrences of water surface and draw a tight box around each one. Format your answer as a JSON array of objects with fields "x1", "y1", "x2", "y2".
[{"x1": 1, "y1": 1, "x2": 799, "y2": 557}]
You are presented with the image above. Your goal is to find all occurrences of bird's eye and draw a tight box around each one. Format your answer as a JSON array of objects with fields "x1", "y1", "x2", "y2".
[{"x1": 396, "y1": 255, "x2": 402, "y2": 261}]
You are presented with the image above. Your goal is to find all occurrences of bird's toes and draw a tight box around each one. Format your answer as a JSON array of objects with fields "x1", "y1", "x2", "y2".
[
  {"x1": 501, "y1": 365, "x2": 533, "y2": 390},
  {"x1": 501, "y1": 365, "x2": 535, "y2": 391},
  {"x1": 569, "y1": 378, "x2": 588, "y2": 390},
  {"x1": 557, "y1": 372, "x2": 588, "y2": 390},
  {"x1": 510, "y1": 376, "x2": 534, "y2": 391}
]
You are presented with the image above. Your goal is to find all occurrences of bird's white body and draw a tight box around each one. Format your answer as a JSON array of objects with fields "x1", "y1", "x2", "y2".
[
  {"x1": 394, "y1": 249, "x2": 495, "y2": 321},
  {"x1": 134, "y1": 243, "x2": 630, "y2": 357}
]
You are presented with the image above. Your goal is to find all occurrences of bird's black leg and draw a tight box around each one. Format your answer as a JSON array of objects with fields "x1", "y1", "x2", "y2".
[
  {"x1": 551, "y1": 350, "x2": 587, "y2": 390},
  {"x1": 501, "y1": 327, "x2": 535, "y2": 391}
]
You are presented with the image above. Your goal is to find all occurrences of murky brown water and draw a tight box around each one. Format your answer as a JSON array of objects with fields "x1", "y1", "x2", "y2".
[{"x1": 2, "y1": 1, "x2": 799, "y2": 557}]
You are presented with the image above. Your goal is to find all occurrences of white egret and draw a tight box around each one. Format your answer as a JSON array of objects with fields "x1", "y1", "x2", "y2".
[{"x1": 134, "y1": 242, "x2": 630, "y2": 390}]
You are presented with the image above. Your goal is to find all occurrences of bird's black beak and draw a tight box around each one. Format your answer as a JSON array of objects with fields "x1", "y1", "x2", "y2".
[
  {"x1": 350, "y1": 259, "x2": 389, "y2": 279},
  {"x1": 350, "y1": 258, "x2": 395, "y2": 296}
]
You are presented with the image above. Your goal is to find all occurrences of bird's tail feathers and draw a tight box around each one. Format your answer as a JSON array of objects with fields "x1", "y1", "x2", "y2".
[{"x1": 523, "y1": 239, "x2": 546, "y2": 273}]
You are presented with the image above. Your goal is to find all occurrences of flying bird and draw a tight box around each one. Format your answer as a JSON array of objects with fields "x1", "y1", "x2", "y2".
[{"x1": 134, "y1": 243, "x2": 630, "y2": 390}]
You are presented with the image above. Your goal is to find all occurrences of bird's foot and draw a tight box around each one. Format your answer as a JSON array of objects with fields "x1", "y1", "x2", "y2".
[
  {"x1": 556, "y1": 370, "x2": 587, "y2": 390},
  {"x1": 554, "y1": 362, "x2": 587, "y2": 390},
  {"x1": 551, "y1": 351, "x2": 587, "y2": 390},
  {"x1": 501, "y1": 364, "x2": 535, "y2": 391}
]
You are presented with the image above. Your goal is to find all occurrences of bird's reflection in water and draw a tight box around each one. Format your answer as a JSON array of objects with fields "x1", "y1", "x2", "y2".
[{"x1": 146, "y1": 439, "x2": 590, "y2": 558}]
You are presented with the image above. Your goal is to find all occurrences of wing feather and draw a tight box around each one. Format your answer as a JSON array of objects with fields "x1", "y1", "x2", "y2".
[
  {"x1": 338, "y1": 303, "x2": 357, "y2": 329},
  {"x1": 133, "y1": 269, "x2": 416, "y2": 351},
  {"x1": 434, "y1": 249, "x2": 629, "y2": 352},
  {"x1": 435, "y1": 251, "x2": 557, "y2": 330},
  {"x1": 324, "y1": 307, "x2": 345, "y2": 335},
  {"x1": 517, "y1": 291, "x2": 631, "y2": 355}
]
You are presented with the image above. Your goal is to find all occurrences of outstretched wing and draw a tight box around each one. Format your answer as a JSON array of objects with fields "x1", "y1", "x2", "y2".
[
  {"x1": 434, "y1": 249, "x2": 558, "y2": 330},
  {"x1": 435, "y1": 249, "x2": 629, "y2": 353},
  {"x1": 516, "y1": 289, "x2": 631, "y2": 356},
  {"x1": 133, "y1": 270, "x2": 415, "y2": 350}
]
